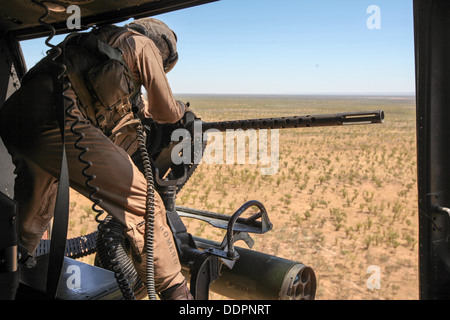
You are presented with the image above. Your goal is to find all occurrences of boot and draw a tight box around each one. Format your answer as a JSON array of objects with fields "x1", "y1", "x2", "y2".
[{"x1": 160, "y1": 279, "x2": 194, "y2": 300}]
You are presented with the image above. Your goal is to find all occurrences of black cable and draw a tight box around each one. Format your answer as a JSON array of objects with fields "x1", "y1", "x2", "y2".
[
  {"x1": 136, "y1": 123, "x2": 157, "y2": 300},
  {"x1": 63, "y1": 62, "x2": 136, "y2": 301},
  {"x1": 30, "y1": 2, "x2": 152, "y2": 299},
  {"x1": 95, "y1": 216, "x2": 144, "y2": 298},
  {"x1": 97, "y1": 222, "x2": 136, "y2": 300},
  {"x1": 30, "y1": 0, "x2": 136, "y2": 299},
  {"x1": 31, "y1": 0, "x2": 69, "y2": 300}
]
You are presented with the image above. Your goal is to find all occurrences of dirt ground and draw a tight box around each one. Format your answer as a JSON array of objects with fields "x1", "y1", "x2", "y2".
[{"x1": 67, "y1": 94, "x2": 419, "y2": 300}]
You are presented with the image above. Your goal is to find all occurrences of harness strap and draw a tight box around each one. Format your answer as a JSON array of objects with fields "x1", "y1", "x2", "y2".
[
  {"x1": 45, "y1": 63, "x2": 70, "y2": 300},
  {"x1": 61, "y1": 27, "x2": 141, "y2": 135}
]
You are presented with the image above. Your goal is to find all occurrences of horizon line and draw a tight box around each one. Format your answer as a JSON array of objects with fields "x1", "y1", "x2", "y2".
[{"x1": 173, "y1": 92, "x2": 416, "y2": 97}]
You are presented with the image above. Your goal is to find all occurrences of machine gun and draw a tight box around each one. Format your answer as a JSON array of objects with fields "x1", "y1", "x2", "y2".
[
  {"x1": 143, "y1": 108, "x2": 385, "y2": 187},
  {"x1": 124, "y1": 107, "x2": 385, "y2": 300}
]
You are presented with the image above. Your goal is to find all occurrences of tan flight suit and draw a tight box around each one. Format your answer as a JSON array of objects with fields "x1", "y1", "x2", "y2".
[{"x1": 0, "y1": 28, "x2": 185, "y2": 293}]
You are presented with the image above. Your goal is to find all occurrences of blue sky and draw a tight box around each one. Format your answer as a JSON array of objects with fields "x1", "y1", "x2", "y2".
[{"x1": 20, "y1": 0, "x2": 415, "y2": 95}]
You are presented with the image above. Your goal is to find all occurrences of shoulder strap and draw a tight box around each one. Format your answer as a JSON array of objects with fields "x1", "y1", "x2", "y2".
[
  {"x1": 65, "y1": 28, "x2": 141, "y2": 102},
  {"x1": 89, "y1": 26, "x2": 142, "y2": 100}
]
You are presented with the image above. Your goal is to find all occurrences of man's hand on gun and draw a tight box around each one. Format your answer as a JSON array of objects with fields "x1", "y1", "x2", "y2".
[{"x1": 179, "y1": 101, "x2": 198, "y2": 125}]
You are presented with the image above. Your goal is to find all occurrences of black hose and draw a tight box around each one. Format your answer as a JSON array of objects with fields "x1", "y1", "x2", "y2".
[{"x1": 95, "y1": 216, "x2": 143, "y2": 299}]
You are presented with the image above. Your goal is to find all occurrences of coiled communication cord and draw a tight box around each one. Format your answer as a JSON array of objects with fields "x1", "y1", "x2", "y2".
[
  {"x1": 64, "y1": 66, "x2": 136, "y2": 299},
  {"x1": 136, "y1": 123, "x2": 157, "y2": 300},
  {"x1": 66, "y1": 81, "x2": 137, "y2": 299},
  {"x1": 31, "y1": 0, "x2": 136, "y2": 300}
]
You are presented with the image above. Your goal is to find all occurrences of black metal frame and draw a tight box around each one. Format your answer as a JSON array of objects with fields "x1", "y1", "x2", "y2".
[
  {"x1": 414, "y1": 0, "x2": 450, "y2": 300},
  {"x1": 4, "y1": 0, "x2": 219, "y2": 41}
]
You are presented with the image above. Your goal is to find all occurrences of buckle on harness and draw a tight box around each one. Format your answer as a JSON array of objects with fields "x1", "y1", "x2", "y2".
[{"x1": 18, "y1": 245, "x2": 37, "y2": 269}]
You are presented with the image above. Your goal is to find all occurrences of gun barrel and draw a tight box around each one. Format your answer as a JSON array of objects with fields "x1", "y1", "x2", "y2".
[{"x1": 201, "y1": 110, "x2": 384, "y2": 132}]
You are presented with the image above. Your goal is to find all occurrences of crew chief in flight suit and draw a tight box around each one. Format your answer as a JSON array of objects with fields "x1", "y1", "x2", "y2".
[{"x1": 0, "y1": 18, "x2": 193, "y2": 300}]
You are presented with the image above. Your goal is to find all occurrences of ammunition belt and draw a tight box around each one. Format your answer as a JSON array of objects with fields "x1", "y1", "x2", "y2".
[{"x1": 35, "y1": 231, "x2": 98, "y2": 259}]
